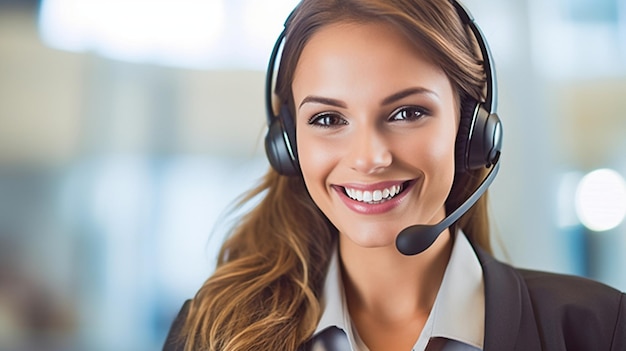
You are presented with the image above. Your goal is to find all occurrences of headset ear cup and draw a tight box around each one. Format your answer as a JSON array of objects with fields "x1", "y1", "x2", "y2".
[
  {"x1": 455, "y1": 99, "x2": 477, "y2": 172},
  {"x1": 456, "y1": 99, "x2": 503, "y2": 171},
  {"x1": 468, "y1": 106, "x2": 502, "y2": 170},
  {"x1": 264, "y1": 105, "x2": 300, "y2": 176}
]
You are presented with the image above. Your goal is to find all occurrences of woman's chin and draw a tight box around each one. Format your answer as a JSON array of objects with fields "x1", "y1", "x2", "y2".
[{"x1": 339, "y1": 228, "x2": 400, "y2": 250}]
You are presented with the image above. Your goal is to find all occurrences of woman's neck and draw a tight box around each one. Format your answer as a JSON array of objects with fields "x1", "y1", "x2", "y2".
[{"x1": 338, "y1": 230, "x2": 453, "y2": 344}]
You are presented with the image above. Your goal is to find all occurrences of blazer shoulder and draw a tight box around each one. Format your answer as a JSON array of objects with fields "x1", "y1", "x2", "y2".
[
  {"x1": 517, "y1": 268, "x2": 626, "y2": 350},
  {"x1": 517, "y1": 268, "x2": 623, "y2": 307}
]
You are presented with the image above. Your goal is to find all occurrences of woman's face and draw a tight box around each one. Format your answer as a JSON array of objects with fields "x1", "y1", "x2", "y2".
[{"x1": 292, "y1": 21, "x2": 459, "y2": 249}]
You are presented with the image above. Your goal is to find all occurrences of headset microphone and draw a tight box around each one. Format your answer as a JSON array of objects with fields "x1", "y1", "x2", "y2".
[{"x1": 396, "y1": 158, "x2": 500, "y2": 256}]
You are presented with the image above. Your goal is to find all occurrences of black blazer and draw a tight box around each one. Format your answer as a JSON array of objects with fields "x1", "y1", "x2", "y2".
[{"x1": 163, "y1": 248, "x2": 626, "y2": 350}]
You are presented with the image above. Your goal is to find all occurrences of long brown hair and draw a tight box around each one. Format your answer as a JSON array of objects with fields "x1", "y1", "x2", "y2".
[{"x1": 181, "y1": 1, "x2": 491, "y2": 349}]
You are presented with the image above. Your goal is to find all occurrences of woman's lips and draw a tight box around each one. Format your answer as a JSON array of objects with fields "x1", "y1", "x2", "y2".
[{"x1": 332, "y1": 180, "x2": 415, "y2": 215}]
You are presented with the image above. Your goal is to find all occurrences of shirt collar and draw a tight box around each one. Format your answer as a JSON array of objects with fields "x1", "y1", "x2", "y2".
[
  {"x1": 416, "y1": 231, "x2": 485, "y2": 349},
  {"x1": 314, "y1": 231, "x2": 485, "y2": 350}
]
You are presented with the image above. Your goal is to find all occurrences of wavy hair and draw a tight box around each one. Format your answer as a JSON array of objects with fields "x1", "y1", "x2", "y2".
[{"x1": 181, "y1": 0, "x2": 491, "y2": 349}]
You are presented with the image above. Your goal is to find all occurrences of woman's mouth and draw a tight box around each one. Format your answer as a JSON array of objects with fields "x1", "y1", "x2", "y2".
[{"x1": 332, "y1": 180, "x2": 414, "y2": 215}]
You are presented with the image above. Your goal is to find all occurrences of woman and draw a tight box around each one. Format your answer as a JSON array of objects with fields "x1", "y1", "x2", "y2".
[{"x1": 163, "y1": 0, "x2": 626, "y2": 350}]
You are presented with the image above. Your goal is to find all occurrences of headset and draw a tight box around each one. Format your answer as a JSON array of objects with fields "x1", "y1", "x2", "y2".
[{"x1": 264, "y1": 0, "x2": 502, "y2": 177}]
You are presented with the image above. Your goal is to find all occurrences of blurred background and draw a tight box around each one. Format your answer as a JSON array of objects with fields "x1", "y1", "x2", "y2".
[{"x1": 0, "y1": 0, "x2": 625, "y2": 349}]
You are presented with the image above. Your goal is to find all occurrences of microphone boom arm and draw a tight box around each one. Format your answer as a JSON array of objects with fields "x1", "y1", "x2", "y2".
[{"x1": 396, "y1": 156, "x2": 500, "y2": 256}]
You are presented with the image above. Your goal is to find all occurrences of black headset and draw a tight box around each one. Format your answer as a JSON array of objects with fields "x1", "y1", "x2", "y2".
[{"x1": 264, "y1": 0, "x2": 502, "y2": 177}]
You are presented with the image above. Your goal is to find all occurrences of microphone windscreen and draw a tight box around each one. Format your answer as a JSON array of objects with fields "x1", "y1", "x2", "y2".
[{"x1": 396, "y1": 224, "x2": 441, "y2": 255}]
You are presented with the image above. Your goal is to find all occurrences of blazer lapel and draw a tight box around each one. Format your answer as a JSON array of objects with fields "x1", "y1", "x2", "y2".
[{"x1": 474, "y1": 247, "x2": 543, "y2": 351}]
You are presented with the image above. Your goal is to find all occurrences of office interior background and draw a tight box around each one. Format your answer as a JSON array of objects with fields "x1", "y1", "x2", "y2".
[{"x1": 1, "y1": 0, "x2": 626, "y2": 350}]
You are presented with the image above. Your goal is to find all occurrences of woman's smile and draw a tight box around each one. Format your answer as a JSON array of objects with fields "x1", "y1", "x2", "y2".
[{"x1": 332, "y1": 179, "x2": 417, "y2": 215}]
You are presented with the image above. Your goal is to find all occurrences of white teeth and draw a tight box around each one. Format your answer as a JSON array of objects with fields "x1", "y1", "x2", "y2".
[
  {"x1": 344, "y1": 184, "x2": 404, "y2": 203},
  {"x1": 373, "y1": 190, "x2": 382, "y2": 201},
  {"x1": 363, "y1": 191, "x2": 373, "y2": 202}
]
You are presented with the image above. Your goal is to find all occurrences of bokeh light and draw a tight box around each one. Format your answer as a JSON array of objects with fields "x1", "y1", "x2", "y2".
[{"x1": 575, "y1": 168, "x2": 626, "y2": 232}]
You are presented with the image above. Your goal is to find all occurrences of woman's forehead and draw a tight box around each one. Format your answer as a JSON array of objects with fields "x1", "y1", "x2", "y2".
[{"x1": 291, "y1": 21, "x2": 453, "y2": 106}]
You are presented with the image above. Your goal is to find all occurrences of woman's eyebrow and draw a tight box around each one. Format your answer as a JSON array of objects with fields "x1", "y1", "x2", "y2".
[
  {"x1": 381, "y1": 87, "x2": 439, "y2": 105},
  {"x1": 298, "y1": 96, "x2": 347, "y2": 110},
  {"x1": 298, "y1": 87, "x2": 438, "y2": 110}
]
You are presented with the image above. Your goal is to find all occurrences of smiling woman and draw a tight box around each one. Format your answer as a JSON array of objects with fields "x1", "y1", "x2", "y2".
[{"x1": 162, "y1": 1, "x2": 626, "y2": 350}]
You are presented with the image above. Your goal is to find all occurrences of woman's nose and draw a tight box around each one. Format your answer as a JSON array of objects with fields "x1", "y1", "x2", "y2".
[{"x1": 346, "y1": 126, "x2": 393, "y2": 174}]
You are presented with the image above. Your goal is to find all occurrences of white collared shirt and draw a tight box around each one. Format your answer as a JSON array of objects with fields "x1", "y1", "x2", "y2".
[{"x1": 313, "y1": 231, "x2": 485, "y2": 351}]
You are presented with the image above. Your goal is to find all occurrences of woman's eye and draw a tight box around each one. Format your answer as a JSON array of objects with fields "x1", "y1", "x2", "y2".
[
  {"x1": 389, "y1": 106, "x2": 429, "y2": 121},
  {"x1": 308, "y1": 113, "x2": 347, "y2": 127}
]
